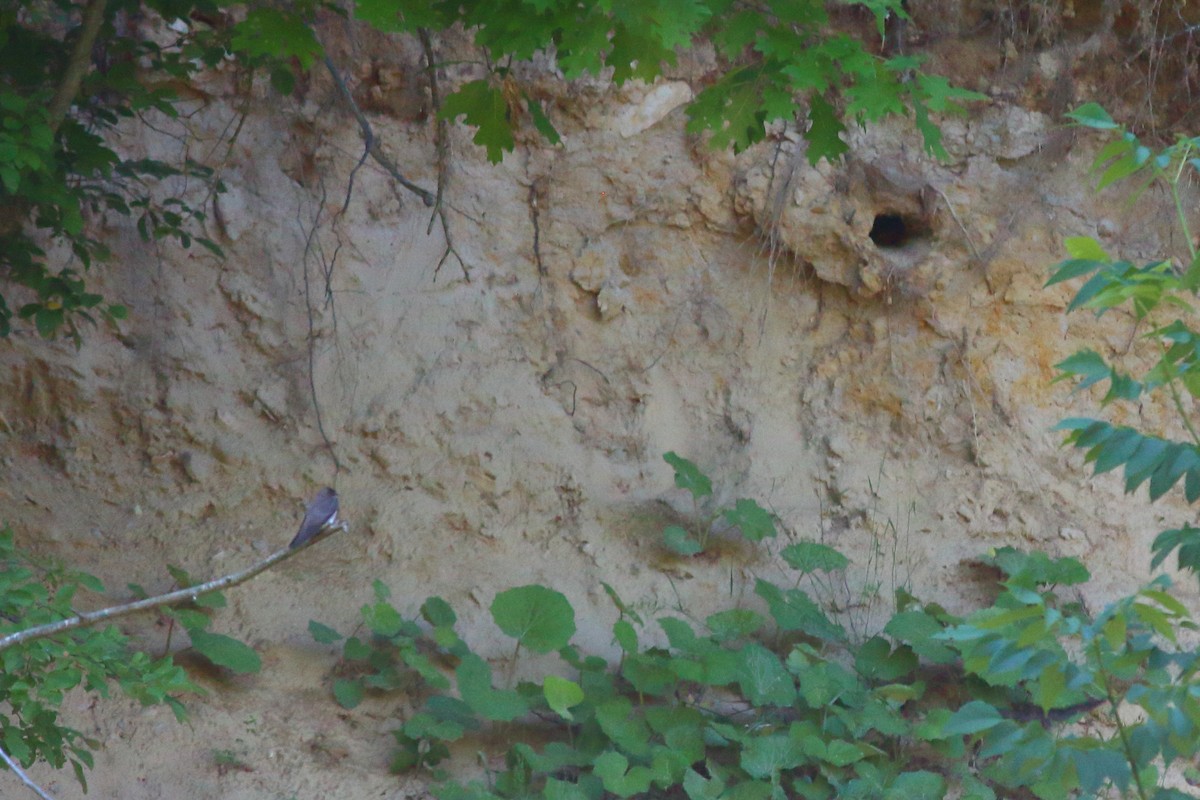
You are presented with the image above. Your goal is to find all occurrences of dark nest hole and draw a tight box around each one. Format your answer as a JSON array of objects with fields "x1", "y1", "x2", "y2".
[{"x1": 869, "y1": 211, "x2": 930, "y2": 249}]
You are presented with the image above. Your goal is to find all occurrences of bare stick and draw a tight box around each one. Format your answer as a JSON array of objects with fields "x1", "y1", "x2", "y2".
[
  {"x1": 418, "y1": 29, "x2": 468, "y2": 281},
  {"x1": 932, "y1": 186, "x2": 981, "y2": 261},
  {"x1": 0, "y1": 741, "x2": 57, "y2": 800},
  {"x1": 0, "y1": 522, "x2": 347, "y2": 655},
  {"x1": 322, "y1": 55, "x2": 436, "y2": 208}
]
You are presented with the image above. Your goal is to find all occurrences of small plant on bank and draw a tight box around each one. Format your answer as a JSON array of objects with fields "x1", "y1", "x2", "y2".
[{"x1": 659, "y1": 451, "x2": 778, "y2": 556}]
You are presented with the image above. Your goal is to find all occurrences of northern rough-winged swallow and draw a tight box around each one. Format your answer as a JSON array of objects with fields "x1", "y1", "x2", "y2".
[{"x1": 289, "y1": 487, "x2": 340, "y2": 548}]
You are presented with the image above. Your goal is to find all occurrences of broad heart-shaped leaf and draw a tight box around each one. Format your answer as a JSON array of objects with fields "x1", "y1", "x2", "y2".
[
  {"x1": 491, "y1": 584, "x2": 576, "y2": 653},
  {"x1": 438, "y1": 80, "x2": 515, "y2": 163},
  {"x1": 543, "y1": 675, "x2": 584, "y2": 720},
  {"x1": 456, "y1": 653, "x2": 529, "y2": 721},
  {"x1": 705, "y1": 608, "x2": 765, "y2": 640},
  {"x1": 663, "y1": 452, "x2": 713, "y2": 500},
  {"x1": 781, "y1": 541, "x2": 849, "y2": 574},
  {"x1": 740, "y1": 732, "x2": 804, "y2": 778},
  {"x1": 722, "y1": 499, "x2": 776, "y2": 541},
  {"x1": 592, "y1": 751, "x2": 655, "y2": 798},
  {"x1": 187, "y1": 630, "x2": 261, "y2": 674},
  {"x1": 754, "y1": 579, "x2": 845, "y2": 641},
  {"x1": 883, "y1": 610, "x2": 956, "y2": 664},
  {"x1": 886, "y1": 771, "x2": 946, "y2": 800},
  {"x1": 736, "y1": 643, "x2": 797, "y2": 706},
  {"x1": 596, "y1": 697, "x2": 653, "y2": 756}
]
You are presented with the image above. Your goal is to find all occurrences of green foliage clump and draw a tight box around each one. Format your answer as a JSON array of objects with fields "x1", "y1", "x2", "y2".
[
  {"x1": 661, "y1": 451, "x2": 778, "y2": 555},
  {"x1": 0, "y1": 527, "x2": 200, "y2": 791},
  {"x1": 0, "y1": 0, "x2": 235, "y2": 341},
  {"x1": 1047, "y1": 104, "x2": 1200, "y2": 580},
  {"x1": 362, "y1": 0, "x2": 982, "y2": 164},
  {"x1": 311, "y1": 457, "x2": 1200, "y2": 800}
]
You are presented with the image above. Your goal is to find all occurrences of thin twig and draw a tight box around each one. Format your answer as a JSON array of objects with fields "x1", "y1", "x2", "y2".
[
  {"x1": 0, "y1": 523, "x2": 347, "y2": 655},
  {"x1": 418, "y1": 29, "x2": 468, "y2": 281},
  {"x1": 297, "y1": 185, "x2": 343, "y2": 474},
  {"x1": 322, "y1": 55, "x2": 435, "y2": 208},
  {"x1": 0, "y1": 742, "x2": 57, "y2": 800},
  {"x1": 933, "y1": 186, "x2": 981, "y2": 261}
]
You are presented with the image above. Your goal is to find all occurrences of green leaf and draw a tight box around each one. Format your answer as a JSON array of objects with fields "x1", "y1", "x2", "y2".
[
  {"x1": 490, "y1": 584, "x2": 576, "y2": 653},
  {"x1": 230, "y1": 8, "x2": 322, "y2": 69},
  {"x1": 1072, "y1": 748, "x2": 1131, "y2": 794},
  {"x1": 884, "y1": 610, "x2": 956, "y2": 664},
  {"x1": 706, "y1": 608, "x2": 764, "y2": 640},
  {"x1": 187, "y1": 631, "x2": 261, "y2": 674},
  {"x1": 754, "y1": 579, "x2": 845, "y2": 641},
  {"x1": 438, "y1": 80, "x2": 515, "y2": 163},
  {"x1": 941, "y1": 700, "x2": 1003, "y2": 735},
  {"x1": 684, "y1": 67, "x2": 769, "y2": 153},
  {"x1": 737, "y1": 643, "x2": 797, "y2": 706},
  {"x1": 781, "y1": 541, "x2": 849, "y2": 573},
  {"x1": 885, "y1": 771, "x2": 946, "y2": 800},
  {"x1": 741, "y1": 733, "x2": 804, "y2": 778},
  {"x1": 593, "y1": 751, "x2": 654, "y2": 798},
  {"x1": 422, "y1": 596, "x2": 457, "y2": 628},
  {"x1": 613, "y1": 619, "x2": 638, "y2": 653},
  {"x1": 822, "y1": 739, "x2": 864, "y2": 767},
  {"x1": 804, "y1": 94, "x2": 849, "y2": 164},
  {"x1": 1067, "y1": 103, "x2": 1119, "y2": 130},
  {"x1": 333, "y1": 678, "x2": 364, "y2": 709},
  {"x1": 663, "y1": 525, "x2": 703, "y2": 555},
  {"x1": 362, "y1": 601, "x2": 405, "y2": 637},
  {"x1": 663, "y1": 452, "x2": 713, "y2": 499},
  {"x1": 456, "y1": 653, "x2": 529, "y2": 721},
  {"x1": 1064, "y1": 236, "x2": 1110, "y2": 261},
  {"x1": 308, "y1": 620, "x2": 343, "y2": 644},
  {"x1": 524, "y1": 94, "x2": 561, "y2": 145},
  {"x1": 722, "y1": 499, "x2": 776, "y2": 541},
  {"x1": 543, "y1": 675, "x2": 584, "y2": 720},
  {"x1": 1053, "y1": 349, "x2": 1111, "y2": 390},
  {"x1": 596, "y1": 697, "x2": 652, "y2": 755}
]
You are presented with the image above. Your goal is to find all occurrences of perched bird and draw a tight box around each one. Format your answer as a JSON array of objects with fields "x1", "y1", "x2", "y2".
[{"x1": 289, "y1": 487, "x2": 341, "y2": 549}]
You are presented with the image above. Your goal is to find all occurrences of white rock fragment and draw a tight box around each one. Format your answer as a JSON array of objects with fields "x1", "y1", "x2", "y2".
[{"x1": 612, "y1": 81, "x2": 694, "y2": 138}]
